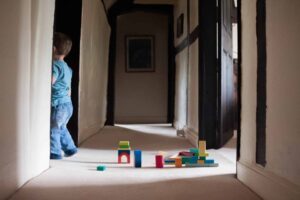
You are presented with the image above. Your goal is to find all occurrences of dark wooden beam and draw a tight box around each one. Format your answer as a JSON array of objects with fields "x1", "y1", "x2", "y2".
[
  {"x1": 256, "y1": 0, "x2": 267, "y2": 167},
  {"x1": 237, "y1": 0, "x2": 242, "y2": 161}
]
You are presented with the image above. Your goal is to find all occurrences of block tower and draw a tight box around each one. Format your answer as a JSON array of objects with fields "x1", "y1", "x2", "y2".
[
  {"x1": 186, "y1": 140, "x2": 218, "y2": 167},
  {"x1": 198, "y1": 140, "x2": 211, "y2": 164},
  {"x1": 118, "y1": 141, "x2": 131, "y2": 164}
]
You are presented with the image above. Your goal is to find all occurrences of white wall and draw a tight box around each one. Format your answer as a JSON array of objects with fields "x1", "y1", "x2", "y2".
[
  {"x1": 115, "y1": 11, "x2": 168, "y2": 123},
  {"x1": 174, "y1": 48, "x2": 188, "y2": 129},
  {"x1": 187, "y1": 40, "x2": 199, "y2": 137},
  {"x1": 237, "y1": 1, "x2": 300, "y2": 199},
  {"x1": 0, "y1": 0, "x2": 54, "y2": 199},
  {"x1": 239, "y1": 0, "x2": 257, "y2": 166},
  {"x1": 265, "y1": 0, "x2": 300, "y2": 186},
  {"x1": 79, "y1": 0, "x2": 111, "y2": 143},
  {"x1": 174, "y1": 0, "x2": 199, "y2": 146},
  {"x1": 186, "y1": 0, "x2": 199, "y2": 145},
  {"x1": 174, "y1": 0, "x2": 188, "y2": 130}
]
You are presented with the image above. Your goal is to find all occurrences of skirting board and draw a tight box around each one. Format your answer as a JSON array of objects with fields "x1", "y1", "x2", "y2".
[
  {"x1": 183, "y1": 127, "x2": 198, "y2": 147},
  {"x1": 237, "y1": 161, "x2": 300, "y2": 200}
]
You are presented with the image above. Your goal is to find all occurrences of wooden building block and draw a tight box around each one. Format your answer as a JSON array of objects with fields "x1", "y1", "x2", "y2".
[
  {"x1": 134, "y1": 149, "x2": 142, "y2": 168},
  {"x1": 198, "y1": 140, "x2": 206, "y2": 154},
  {"x1": 175, "y1": 157, "x2": 182, "y2": 168},
  {"x1": 189, "y1": 156, "x2": 198, "y2": 164},
  {"x1": 156, "y1": 155, "x2": 164, "y2": 168},
  {"x1": 204, "y1": 159, "x2": 214, "y2": 164},
  {"x1": 199, "y1": 152, "x2": 209, "y2": 157},
  {"x1": 189, "y1": 148, "x2": 199, "y2": 154},
  {"x1": 181, "y1": 157, "x2": 191, "y2": 164},
  {"x1": 198, "y1": 160, "x2": 205, "y2": 164},
  {"x1": 118, "y1": 150, "x2": 131, "y2": 163}
]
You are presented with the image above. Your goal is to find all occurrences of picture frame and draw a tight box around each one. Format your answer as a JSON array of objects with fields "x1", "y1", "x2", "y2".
[
  {"x1": 125, "y1": 35, "x2": 155, "y2": 72},
  {"x1": 177, "y1": 13, "x2": 184, "y2": 38}
]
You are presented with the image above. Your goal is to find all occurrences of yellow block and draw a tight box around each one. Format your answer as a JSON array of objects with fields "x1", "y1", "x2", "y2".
[
  {"x1": 198, "y1": 140, "x2": 206, "y2": 153},
  {"x1": 119, "y1": 141, "x2": 130, "y2": 145},
  {"x1": 175, "y1": 157, "x2": 182, "y2": 168},
  {"x1": 199, "y1": 152, "x2": 209, "y2": 157},
  {"x1": 198, "y1": 160, "x2": 205, "y2": 164}
]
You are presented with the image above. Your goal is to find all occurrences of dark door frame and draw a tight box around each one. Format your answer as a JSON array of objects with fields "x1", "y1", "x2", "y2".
[
  {"x1": 105, "y1": 1, "x2": 175, "y2": 125},
  {"x1": 198, "y1": 0, "x2": 218, "y2": 148},
  {"x1": 53, "y1": 0, "x2": 82, "y2": 145}
]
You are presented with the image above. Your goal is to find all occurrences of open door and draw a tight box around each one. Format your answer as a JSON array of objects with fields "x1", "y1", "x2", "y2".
[{"x1": 217, "y1": 0, "x2": 234, "y2": 147}]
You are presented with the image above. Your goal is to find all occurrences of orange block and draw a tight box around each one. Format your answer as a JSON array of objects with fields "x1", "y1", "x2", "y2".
[
  {"x1": 198, "y1": 160, "x2": 205, "y2": 164},
  {"x1": 175, "y1": 157, "x2": 182, "y2": 168}
]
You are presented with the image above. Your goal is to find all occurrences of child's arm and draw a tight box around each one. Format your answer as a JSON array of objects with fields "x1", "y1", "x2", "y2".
[
  {"x1": 52, "y1": 62, "x2": 59, "y2": 85},
  {"x1": 52, "y1": 76, "x2": 56, "y2": 85}
]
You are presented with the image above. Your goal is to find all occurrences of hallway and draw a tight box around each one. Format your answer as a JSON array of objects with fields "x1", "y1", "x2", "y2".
[{"x1": 10, "y1": 125, "x2": 260, "y2": 200}]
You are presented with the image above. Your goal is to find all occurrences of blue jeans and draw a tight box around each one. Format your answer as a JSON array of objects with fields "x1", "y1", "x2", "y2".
[{"x1": 50, "y1": 102, "x2": 77, "y2": 156}]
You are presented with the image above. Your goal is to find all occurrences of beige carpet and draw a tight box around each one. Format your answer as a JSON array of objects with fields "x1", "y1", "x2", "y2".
[{"x1": 10, "y1": 125, "x2": 261, "y2": 200}]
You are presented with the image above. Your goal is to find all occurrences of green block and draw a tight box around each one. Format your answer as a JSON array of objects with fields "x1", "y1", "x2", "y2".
[
  {"x1": 181, "y1": 157, "x2": 191, "y2": 164},
  {"x1": 97, "y1": 165, "x2": 106, "y2": 171},
  {"x1": 119, "y1": 144, "x2": 130, "y2": 148},
  {"x1": 199, "y1": 156, "x2": 206, "y2": 160}
]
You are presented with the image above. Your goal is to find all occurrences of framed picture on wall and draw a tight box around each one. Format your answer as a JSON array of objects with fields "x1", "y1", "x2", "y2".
[
  {"x1": 125, "y1": 35, "x2": 155, "y2": 72},
  {"x1": 177, "y1": 13, "x2": 184, "y2": 38}
]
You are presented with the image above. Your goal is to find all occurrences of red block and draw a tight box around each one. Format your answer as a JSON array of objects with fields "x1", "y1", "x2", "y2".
[
  {"x1": 118, "y1": 152, "x2": 130, "y2": 164},
  {"x1": 155, "y1": 155, "x2": 164, "y2": 168}
]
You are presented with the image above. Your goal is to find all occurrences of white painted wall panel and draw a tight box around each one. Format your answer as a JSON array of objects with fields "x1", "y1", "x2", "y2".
[
  {"x1": 265, "y1": 0, "x2": 300, "y2": 186},
  {"x1": 0, "y1": 0, "x2": 54, "y2": 199},
  {"x1": 240, "y1": 0, "x2": 257, "y2": 164},
  {"x1": 79, "y1": 0, "x2": 111, "y2": 143}
]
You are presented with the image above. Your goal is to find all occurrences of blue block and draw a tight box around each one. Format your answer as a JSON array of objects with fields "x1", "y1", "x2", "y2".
[
  {"x1": 134, "y1": 149, "x2": 142, "y2": 168},
  {"x1": 118, "y1": 149, "x2": 131, "y2": 155},
  {"x1": 204, "y1": 159, "x2": 214, "y2": 164},
  {"x1": 189, "y1": 156, "x2": 198, "y2": 164},
  {"x1": 164, "y1": 159, "x2": 175, "y2": 164}
]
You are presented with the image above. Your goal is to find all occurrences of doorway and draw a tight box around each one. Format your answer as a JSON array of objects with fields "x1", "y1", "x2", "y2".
[
  {"x1": 106, "y1": 3, "x2": 175, "y2": 125},
  {"x1": 53, "y1": 0, "x2": 82, "y2": 145}
]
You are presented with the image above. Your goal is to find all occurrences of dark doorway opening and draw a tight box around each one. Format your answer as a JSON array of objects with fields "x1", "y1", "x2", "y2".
[{"x1": 53, "y1": 0, "x2": 82, "y2": 145}]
